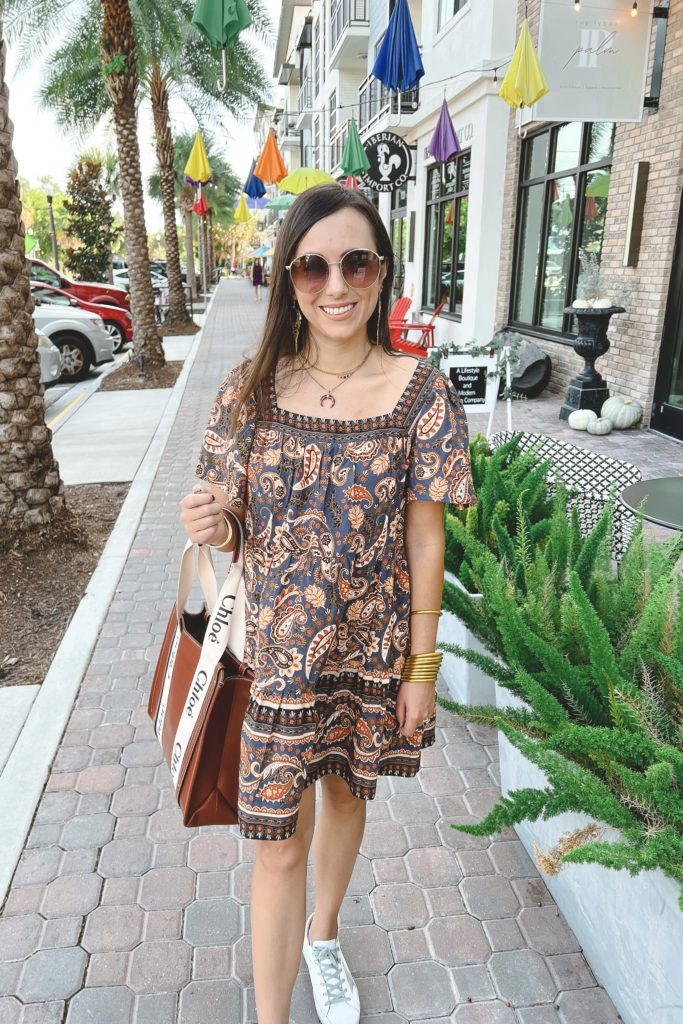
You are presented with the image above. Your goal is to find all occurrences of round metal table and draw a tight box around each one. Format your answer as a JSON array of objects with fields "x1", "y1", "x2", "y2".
[{"x1": 619, "y1": 476, "x2": 683, "y2": 531}]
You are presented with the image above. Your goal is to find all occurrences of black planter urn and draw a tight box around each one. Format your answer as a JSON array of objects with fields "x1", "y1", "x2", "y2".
[{"x1": 559, "y1": 304, "x2": 625, "y2": 421}]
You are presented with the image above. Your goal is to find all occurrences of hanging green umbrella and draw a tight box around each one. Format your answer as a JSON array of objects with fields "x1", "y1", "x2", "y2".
[
  {"x1": 266, "y1": 194, "x2": 296, "y2": 210},
  {"x1": 192, "y1": 0, "x2": 252, "y2": 91},
  {"x1": 340, "y1": 118, "x2": 370, "y2": 177}
]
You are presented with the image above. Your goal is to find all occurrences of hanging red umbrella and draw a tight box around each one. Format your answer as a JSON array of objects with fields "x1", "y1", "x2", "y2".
[
  {"x1": 193, "y1": 189, "x2": 209, "y2": 217},
  {"x1": 584, "y1": 196, "x2": 599, "y2": 220},
  {"x1": 344, "y1": 176, "x2": 360, "y2": 190}
]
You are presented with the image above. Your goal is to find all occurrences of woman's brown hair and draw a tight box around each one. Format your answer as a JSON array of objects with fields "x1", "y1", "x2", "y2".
[{"x1": 229, "y1": 183, "x2": 396, "y2": 435}]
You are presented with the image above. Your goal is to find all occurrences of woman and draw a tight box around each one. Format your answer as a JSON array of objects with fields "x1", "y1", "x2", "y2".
[
  {"x1": 180, "y1": 185, "x2": 475, "y2": 1024},
  {"x1": 252, "y1": 257, "x2": 264, "y2": 300}
]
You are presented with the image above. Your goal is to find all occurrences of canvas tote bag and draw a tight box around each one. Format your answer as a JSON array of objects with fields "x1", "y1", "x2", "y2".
[{"x1": 148, "y1": 513, "x2": 254, "y2": 826}]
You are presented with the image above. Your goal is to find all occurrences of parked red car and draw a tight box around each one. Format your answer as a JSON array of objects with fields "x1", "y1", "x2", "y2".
[
  {"x1": 29, "y1": 258, "x2": 130, "y2": 311},
  {"x1": 30, "y1": 283, "x2": 133, "y2": 353}
]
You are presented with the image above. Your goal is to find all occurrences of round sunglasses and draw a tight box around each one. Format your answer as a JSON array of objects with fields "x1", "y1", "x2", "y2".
[{"x1": 285, "y1": 248, "x2": 385, "y2": 294}]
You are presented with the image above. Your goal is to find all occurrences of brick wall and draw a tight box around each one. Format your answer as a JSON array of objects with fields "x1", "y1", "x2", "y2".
[{"x1": 495, "y1": 1, "x2": 683, "y2": 420}]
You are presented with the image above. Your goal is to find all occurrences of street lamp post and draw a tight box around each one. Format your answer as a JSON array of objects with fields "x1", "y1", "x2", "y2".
[{"x1": 45, "y1": 188, "x2": 59, "y2": 271}]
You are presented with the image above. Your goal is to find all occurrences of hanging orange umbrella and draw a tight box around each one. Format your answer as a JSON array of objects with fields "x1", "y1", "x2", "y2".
[{"x1": 253, "y1": 128, "x2": 287, "y2": 184}]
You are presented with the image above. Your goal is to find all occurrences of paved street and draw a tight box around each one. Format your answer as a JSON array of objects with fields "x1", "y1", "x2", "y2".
[{"x1": 0, "y1": 279, "x2": 623, "y2": 1023}]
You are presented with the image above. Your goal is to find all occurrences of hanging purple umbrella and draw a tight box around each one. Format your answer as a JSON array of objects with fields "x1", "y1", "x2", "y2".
[
  {"x1": 243, "y1": 158, "x2": 266, "y2": 199},
  {"x1": 428, "y1": 100, "x2": 461, "y2": 164}
]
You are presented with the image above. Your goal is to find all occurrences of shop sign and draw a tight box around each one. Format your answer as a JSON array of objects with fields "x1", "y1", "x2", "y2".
[
  {"x1": 442, "y1": 352, "x2": 499, "y2": 413},
  {"x1": 360, "y1": 132, "x2": 412, "y2": 193},
  {"x1": 520, "y1": 0, "x2": 653, "y2": 124}
]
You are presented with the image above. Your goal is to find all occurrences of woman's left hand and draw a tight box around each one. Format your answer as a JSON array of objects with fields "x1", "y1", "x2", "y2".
[{"x1": 396, "y1": 682, "x2": 436, "y2": 739}]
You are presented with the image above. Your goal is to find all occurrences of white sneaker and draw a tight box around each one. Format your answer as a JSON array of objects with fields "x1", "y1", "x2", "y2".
[{"x1": 302, "y1": 911, "x2": 360, "y2": 1024}]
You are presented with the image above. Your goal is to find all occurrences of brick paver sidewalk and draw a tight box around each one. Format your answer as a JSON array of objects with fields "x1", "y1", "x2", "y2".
[{"x1": 0, "y1": 280, "x2": 620, "y2": 1024}]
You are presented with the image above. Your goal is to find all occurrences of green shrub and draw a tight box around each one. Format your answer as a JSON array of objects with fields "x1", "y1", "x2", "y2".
[
  {"x1": 438, "y1": 502, "x2": 683, "y2": 907},
  {"x1": 445, "y1": 434, "x2": 554, "y2": 593}
]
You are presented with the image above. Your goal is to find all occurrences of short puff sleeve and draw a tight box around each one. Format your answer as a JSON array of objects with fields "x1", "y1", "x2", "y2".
[
  {"x1": 407, "y1": 369, "x2": 476, "y2": 507},
  {"x1": 195, "y1": 360, "x2": 256, "y2": 512}
]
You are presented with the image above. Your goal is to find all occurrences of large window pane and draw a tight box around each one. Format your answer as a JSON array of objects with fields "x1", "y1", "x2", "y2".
[
  {"x1": 439, "y1": 201, "x2": 454, "y2": 309},
  {"x1": 588, "y1": 122, "x2": 615, "y2": 164},
  {"x1": 579, "y1": 169, "x2": 611, "y2": 262},
  {"x1": 454, "y1": 198, "x2": 468, "y2": 315},
  {"x1": 553, "y1": 123, "x2": 582, "y2": 174},
  {"x1": 513, "y1": 184, "x2": 544, "y2": 323},
  {"x1": 541, "y1": 176, "x2": 577, "y2": 330},
  {"x1": 424, "y1": 204, "x2": 441, "y2": 308},
  {"x1": 524, "y1": 133, "x2": 549, "y2": 180}
]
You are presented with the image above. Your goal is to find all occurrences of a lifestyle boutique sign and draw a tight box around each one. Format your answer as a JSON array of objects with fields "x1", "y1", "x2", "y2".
[
  {"x1": 360, "y1": 132, "x2": 412, "y2": 193},
  {"x1": 519, "y1": 0, "x2": 653, "y2": 124}
]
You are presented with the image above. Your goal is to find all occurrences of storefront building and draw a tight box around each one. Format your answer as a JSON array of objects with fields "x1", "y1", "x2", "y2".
[
  {"x1": 495, "y1": 0, "x2": 682, "y2": 440},
  {"x1": 271, "y1": 1, "x2": 516, "y2": 351}
]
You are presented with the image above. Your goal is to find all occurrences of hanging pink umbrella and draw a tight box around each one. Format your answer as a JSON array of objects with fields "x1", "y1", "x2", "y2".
[{"x1": 428, "y1": 100, "x2": 460, "y2": 164}]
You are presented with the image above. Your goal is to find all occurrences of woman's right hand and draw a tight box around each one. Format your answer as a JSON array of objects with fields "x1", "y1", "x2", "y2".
[{"x1": 179, "y1": 485, "x2": 229, "y2": 546}]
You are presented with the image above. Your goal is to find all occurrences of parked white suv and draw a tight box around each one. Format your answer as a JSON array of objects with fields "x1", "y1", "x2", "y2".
[{"x1": 32, "y1": 305, "x2": 114, "y2": 384}]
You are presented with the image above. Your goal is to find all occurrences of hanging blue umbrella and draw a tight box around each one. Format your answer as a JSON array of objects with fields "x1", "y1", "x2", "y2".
[
  {"x1": 243, "y1": 158, "x2": 266, "y2": 199},
  {"x1": 371, "y1": 0, "x2": 425, "y2": 93}
]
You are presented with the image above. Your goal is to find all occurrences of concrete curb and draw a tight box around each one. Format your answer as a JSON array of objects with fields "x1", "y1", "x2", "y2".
[{"x1": 0, "y1": 293, "x2": 217, "y2": 906}]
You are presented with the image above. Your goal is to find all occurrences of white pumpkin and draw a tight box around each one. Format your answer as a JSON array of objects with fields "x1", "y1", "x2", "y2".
[
  {"x1": 572, "y1": 299, "x2": 593, "y2": 309},
  {"x1": 587, "y1": 417, "x2": 613, "y2": 435},
  {"x1": 568, "y1": 409, "x2": 598, "y2": 430},
  {"x1": 592, "y1": 298, "x2": 613, "y2": 309},
  {"x1": 601, "y1": 395, "x2": 643, "y2": 429}
]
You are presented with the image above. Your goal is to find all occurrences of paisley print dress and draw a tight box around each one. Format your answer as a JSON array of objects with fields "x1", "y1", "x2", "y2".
[{"x1": 196, "y1": 356, "x2": 476, "y2": 840}]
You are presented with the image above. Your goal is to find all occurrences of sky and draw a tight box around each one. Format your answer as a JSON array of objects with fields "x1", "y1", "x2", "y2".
[{"x1": 5, "y1": 0, "x2": 282, "y2": 233}]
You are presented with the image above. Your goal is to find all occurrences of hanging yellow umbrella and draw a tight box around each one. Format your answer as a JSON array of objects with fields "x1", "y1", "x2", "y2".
[
  {"x1": 499, "y1": 19, "x2": 548, "y2": 110},
  {"x1": 253, "y1": 128, "x2": 287, "y2": 184},
  {"x1": 234, "y1": 193, "x2": 251, "y2": 223},
  {"x1": 184, "y1": 131, "x2": 212, "y2": 186},
  {"x1": 279, "y1": 167, "x2": 337, "y2": 195}
]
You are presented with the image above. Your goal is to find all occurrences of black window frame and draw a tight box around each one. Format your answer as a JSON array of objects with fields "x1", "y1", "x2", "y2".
[
  {"x1": 508, "y1": 121, "x2": 615, "y2": 343},
  {"x1": 421, "y1": 150, "x2": 470, "y2": 320}
]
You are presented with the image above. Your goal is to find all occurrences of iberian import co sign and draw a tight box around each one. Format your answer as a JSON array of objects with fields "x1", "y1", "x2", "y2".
[{"x1": 360, "y1": 132, "x2": 412, "y2": 193}]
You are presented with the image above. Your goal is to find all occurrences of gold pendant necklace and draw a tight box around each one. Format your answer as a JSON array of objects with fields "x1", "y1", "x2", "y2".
[{"x1": 302, "y1": 347, "x2": 372, "y2": 408}]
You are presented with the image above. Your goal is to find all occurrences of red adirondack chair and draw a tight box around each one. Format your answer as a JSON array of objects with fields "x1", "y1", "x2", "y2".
[
  {"x1": 388, "y1": 297, "x2": 413, "y2": 344},
  {"x1": 392, "y1": 303, "x2": 445, "y2": 356}
]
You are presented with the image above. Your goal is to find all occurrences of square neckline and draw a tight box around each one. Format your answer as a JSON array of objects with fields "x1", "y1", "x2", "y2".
[{"x1": 267, "y1": 356, "x2": 433, "y2": 432}]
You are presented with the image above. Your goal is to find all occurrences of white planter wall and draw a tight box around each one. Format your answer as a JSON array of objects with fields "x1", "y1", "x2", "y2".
[
  {"x1": 438, "y1": 571, "x2": 496, "y2": 706},
  {"x1": 495, "y1": 681, "x2": 683, "y2": 1024}
]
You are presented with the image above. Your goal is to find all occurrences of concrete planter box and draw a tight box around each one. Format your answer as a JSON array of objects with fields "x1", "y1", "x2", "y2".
[
  {"x1": 437, "y1": 571, "x2": 496, "y2": 706},
  {"x1": 495, "y1": 680, "x2": 683, "y2": 1024}
]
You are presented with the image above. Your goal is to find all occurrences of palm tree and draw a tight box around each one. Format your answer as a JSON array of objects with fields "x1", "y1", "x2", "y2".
[
  {"x1": 150, "y1": 132, "x2": 242, "y2": 301},
  {"x1": 100, "y1": 1, "x2": 165, "y2": 370},
  {"x1": 11, "y1": 0, "x2": 271, "y2": 334},
  {"x1": 0, "y1": 19, "x2": 64, "y2": 545}
]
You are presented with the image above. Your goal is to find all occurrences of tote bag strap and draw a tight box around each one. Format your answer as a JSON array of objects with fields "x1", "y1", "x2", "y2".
[{"x1": 169, "y1": 516, "x2": 247, "y2": 789}]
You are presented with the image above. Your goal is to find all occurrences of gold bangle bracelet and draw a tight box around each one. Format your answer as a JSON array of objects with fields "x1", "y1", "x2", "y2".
[
  {"x1": 410, "y1": 610, "x2": 443, "y2": 616},
  {"x1": 402, "y1": 678, "x2": 437, "y2": 685},
  {"x1": 404, "y1": 656, "x2": 443, "y2": 665},
  {"x1": 207, "y1": 511, "x2": 234, "y2": 551}
]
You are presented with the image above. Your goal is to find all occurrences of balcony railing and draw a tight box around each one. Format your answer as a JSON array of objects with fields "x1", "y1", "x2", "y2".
[
  {"x1": 358, "y1": 74, "x2": 419, "y2": 134},
  {"x1": 297, "y1": 77, "x2": 313, "y2": 116},
  {"x1": 330, "y1": 0, "x2": 369, "y2": 54}
]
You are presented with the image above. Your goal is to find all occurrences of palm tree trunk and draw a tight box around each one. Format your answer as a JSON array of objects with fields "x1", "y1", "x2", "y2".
[
  {"x1": 0, "y1": 22, "x2": 64, "y2": 543},
  {"x1": 180, "y1": 187, "x2": 198, "y2": 300},
  {"x1": 149, "y1": 64, "x2": 197, "y2": 336},
  {"x1": 100, "y1": 0, "x2": 164, "y2": 373},
  {"x1": 206, "y1": 208, "x2": 216, "y2": 285}
]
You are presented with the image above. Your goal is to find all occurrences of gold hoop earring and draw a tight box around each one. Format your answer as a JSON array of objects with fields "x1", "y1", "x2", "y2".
[{"x1": 293, "y1": 306, "x2": 302, "y2": 355}]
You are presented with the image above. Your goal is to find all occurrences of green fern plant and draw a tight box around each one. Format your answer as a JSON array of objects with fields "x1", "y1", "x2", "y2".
[{"x1": 439, "y1": 500, "x2": 683, "y2": 906}]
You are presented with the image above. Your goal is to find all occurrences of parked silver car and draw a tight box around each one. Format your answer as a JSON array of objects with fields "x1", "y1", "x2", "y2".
[
  {"x1": 32, "y1": 305, "x2": 114, "y2": 384},
  {"x1": 36, "y1": 330, "x2": 62, "y2": 386}
]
